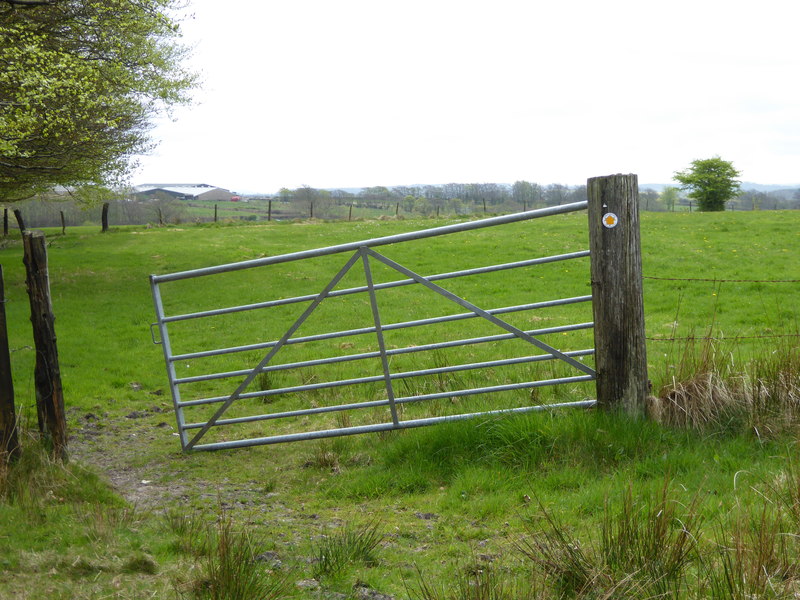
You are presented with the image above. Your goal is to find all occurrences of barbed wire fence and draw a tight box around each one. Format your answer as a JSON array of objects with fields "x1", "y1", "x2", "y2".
[{"x1": 642, "y1": 275, "x2": 800, "y2": 344}]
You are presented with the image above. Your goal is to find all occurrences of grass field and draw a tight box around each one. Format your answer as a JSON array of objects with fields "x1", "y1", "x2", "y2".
[{"x1": 1, "y1": 209, "x2": 799, "y2": 598}]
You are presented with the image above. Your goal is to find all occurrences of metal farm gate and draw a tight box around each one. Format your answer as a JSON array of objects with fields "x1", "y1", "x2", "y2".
[{"x1": 150, "y1": 176, "x2": 647, "y2": 452}]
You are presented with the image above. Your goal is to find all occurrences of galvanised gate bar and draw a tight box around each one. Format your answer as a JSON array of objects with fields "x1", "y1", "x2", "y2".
[{"x1": 150, "y1": 201, "x2": 599, "y2": 452}]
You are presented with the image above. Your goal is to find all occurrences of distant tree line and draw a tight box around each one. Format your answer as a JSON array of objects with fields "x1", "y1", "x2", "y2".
[
  {"x1": 275, "y1": 182, "x2": 591, "y2": 218},
  {"x1": 274, "y1": 181, "x2": 800, "y2": 217},
  {"x1": 4, "y1": 181, "x2": 799, "y2": 233}
]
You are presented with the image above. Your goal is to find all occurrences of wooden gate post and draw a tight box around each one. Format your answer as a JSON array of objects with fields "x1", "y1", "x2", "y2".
[
  {"x1": 587, "y1": 174, "x2": 648, "y2": 418},
  {"x1": 22, "y1": 231, "x2": 67, "y2": 459},
  {"x1": 0, "y1": 266, "x2": 20, "y2": 462}
]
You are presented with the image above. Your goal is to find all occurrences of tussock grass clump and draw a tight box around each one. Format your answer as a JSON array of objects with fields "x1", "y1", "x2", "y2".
[
  {"x1": 654, "y1": 337, "x2": 800, "y2": 437},
  {"x1": 517, "y1": 503, "x2": 599, "y2": 596},
  {"x1": 512, "y1": 465, "x2": 800, "y2": 599},
  {"x1": 408, "y1": 562, "x2": 541, "y2": 600},
  {"x1": 518, "y1": 479, "x2": 705, "y2": 599},
  {"x1": 311, "y1": 520, "x2": 384, "y2": 579},
  {"x1": 178, "y1": 515, "x2": 288, "y2": 600},
  {"x1": 162, "y1": 509, "x2": 214, "y2": 557},
  {"x1": 705, "y1": 503, "x2": 800, "y2": 599},
  {"x1": 0, "y1": 433, "x2": 121, "y2": 512},
  {"x1": 599, "y1": 481, "x2": 703, "y2": 598}
]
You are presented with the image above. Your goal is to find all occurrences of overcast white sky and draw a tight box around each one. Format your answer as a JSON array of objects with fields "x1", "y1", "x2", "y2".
[{"x1": 133, "y1": 0, "x2": 800, "y2": 194}]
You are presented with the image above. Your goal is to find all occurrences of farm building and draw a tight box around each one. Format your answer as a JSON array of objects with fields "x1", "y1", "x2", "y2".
[{"x1": 133, "y1": 183, "x2": 235, "y2": 202}]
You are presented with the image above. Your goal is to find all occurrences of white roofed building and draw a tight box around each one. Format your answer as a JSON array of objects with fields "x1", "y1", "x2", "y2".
[{"x1": 133, "y1": 183, "x2": 235, "y2": 202}]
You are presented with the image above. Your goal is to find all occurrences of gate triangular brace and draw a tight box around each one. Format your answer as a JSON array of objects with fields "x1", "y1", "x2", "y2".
[{"x1": 362, "y1": 247, "x2": 596, "y2": 377}]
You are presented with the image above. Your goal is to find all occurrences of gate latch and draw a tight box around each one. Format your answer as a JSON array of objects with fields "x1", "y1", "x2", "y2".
[{"x1": 150, "y1": 323, "x2": 162, "y2": 345}]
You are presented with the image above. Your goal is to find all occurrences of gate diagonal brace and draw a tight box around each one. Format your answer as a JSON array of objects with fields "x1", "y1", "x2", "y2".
[
  {"x1": 362, "y1": 247, "x2": 596, "y2": 378},
  {"x1": 184, "y1": 250, "x2": 364, "y2": 450}
]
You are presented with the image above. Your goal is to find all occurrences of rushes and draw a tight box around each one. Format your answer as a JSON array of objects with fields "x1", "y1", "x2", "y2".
[
  {"x1": 705, "y1": 504, "x2": 799, "y2": 599},
  {"x1": 517, "y1": 480, "x2": 703, "y2": 599},
  {"x1": 517, "y1": 502, "x2": 599, "y2": 596},
  {"x1": 408, "y1": 563, "x2": 541, "y2": 600},
  {"x1": 311, "y1": 520, "x2": 383, "y2": 579},
  {"x1": 176, "y1": 515, "x2": 288, "y2": 600},
  {"x1": 600, "y1": 481, "x2": 703, "y2": 598},
  {"x1": 511, "y1": 469, "x2": 800, "y2": 599}
]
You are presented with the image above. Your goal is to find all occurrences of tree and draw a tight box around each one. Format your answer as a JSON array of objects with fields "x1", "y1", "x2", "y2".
[
  {"x1": 0, "y1": 0, "x2": 196, "y2": 202},
  {"x1": 543, "y1": 183, "x2": 570, "y2": 206},
  {"x1": 660, "y1": 186, "x2": 679, "y2": 212},
  {"x1": 673, "y1": 157, "x2": 741, "y2": 212},
  {"x1": 293, "y1": 185, "x2": 318, "y2": 218},
  {"x1": 512, "y1": 180, "x2": 534, "y2": 208},
  {"x1": 638, "y1": 188, "x2": 658, "y2": 211}
]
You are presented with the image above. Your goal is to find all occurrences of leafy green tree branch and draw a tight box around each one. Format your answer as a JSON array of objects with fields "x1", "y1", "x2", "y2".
[{"x1": 0, "y1": 0, "x2": 196, "y2": 202}]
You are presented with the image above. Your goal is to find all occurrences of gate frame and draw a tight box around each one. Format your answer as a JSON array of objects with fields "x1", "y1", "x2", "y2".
[{"x1": 151, "y1": 174, "x2": 647, "y2": 451}]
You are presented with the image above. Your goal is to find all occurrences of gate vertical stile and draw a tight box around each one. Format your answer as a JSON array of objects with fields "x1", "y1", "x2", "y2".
[
  {"x1": 360, "y1": 247, "x2": 400, "y2": 426},
  {"x1": 150, "y1": 276, "x2": 188, "y2": 449}
]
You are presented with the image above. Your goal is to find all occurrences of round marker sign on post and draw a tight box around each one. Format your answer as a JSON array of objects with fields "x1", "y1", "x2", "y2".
[{"x1": 602, "y1": 212, "x2": 618, "y2": 228}]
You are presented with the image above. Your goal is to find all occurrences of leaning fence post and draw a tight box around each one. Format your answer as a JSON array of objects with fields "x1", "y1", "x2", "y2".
[
  {"x1": 22, "y1": 231, "x2": 67, "y2": 459},
  {"x1": 587, "y1": 174, "x2": 648, "y2": 418},
  {"x1": 13, "y1": 209, "x2": 25, "y2": 233}
]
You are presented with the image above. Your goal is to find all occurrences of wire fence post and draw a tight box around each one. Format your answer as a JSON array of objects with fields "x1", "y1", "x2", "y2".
[
  {"x1": 587, "y1": 174, "x2": 648, "y2": 418},
  {"x1": 101, "y1": 202, "x2": 110, "y2": 232},
  {"x1": 0, "y1": 265, "x2": 20, "y2": 462},
  {"x1": 23, "y1": 230, "x2": 67, "y2": 459}
]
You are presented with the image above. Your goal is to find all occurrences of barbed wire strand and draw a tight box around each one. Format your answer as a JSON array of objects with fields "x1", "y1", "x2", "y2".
[
  {"x1": 647, "y1": 334, "x2": 800, "y2": 342},
  {"x1": 643, "y1": 276, "x2": 799, "y2": 283}
]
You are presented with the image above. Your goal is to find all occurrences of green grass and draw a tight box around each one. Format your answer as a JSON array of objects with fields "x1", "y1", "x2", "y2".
[
  {"x1": 0, "y1": 210, "x2": 799, "y2": 598},
  {"x1": 2, "y1": 210, "x2": 794, "y2": 421}
]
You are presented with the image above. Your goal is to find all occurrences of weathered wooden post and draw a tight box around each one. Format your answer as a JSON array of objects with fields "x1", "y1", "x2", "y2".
[
  {"x1": 101, "y1": 202, "x2": 110, "y2": 232},
  {"x1": 22, "y1": 231, "x2": 67, "y2": 459},
  {"x1": 348, "y1": 204, "x2": 353, "y2": 222},
  {"x1": 587, "y1": 174, "x2": 648, "y2": 418},
  {"x1": 60, "y1": 211, "x2": 66, "y2": 235},
  {"x1": 0, "y1": 266, "x2": 20, "y2": 462},
  {"x1": 268, "y1": 199, "x2": 272, "y2": 222},
  {"x1": 214, "y1": 204, "x2": 218, "y2": 223},
  {"x1": 3, "y1": 209, "x2": 8, "y2": 236}
]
